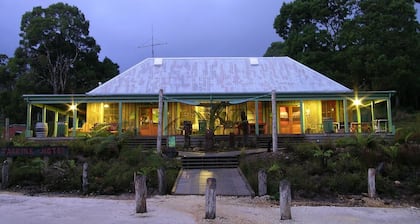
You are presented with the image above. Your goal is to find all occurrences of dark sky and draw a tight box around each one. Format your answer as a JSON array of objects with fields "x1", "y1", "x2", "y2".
[{"x1": 0, "y1": 0, "x2": 419, "y2": 71}]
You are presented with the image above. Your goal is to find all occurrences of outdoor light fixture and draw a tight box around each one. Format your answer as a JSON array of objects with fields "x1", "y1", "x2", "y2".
[
  {"x1": 353, "y1": 98, "x2": 362, "y2": 106},
  {"x1": 69, "y1": 104, "x2": 77, "y2": 111},
  {"x1": 104, "y1": 104, "x2": 110, "y2": 108}
]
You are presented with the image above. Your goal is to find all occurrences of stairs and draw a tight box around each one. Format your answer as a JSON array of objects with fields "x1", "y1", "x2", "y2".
[
  {"x1": 123, "y1": 136, "x2": 166, "y2": 149},
  {"x1": 181, "y1": 155, "x2": 239, "y2": 169}
]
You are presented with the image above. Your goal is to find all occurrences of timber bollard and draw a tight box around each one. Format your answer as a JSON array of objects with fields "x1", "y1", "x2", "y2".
[
  {"x1": 2, "y1": 160, "x2": 9, "y2": 189},
  {"x1": 134, "y1": 173, "x2": 147, "y2": 213},
  {"x1": 258, "y1": 169, "x2": 267, "y2": 196},
  {"x1": 368, "y1": 168, "x2": 376, "y2": 198},
  {"x1": 157, "y1": 167, "x2": 166, "y2": 195},
  {"x1": 279, "y1": 179, "x2": 292, "y2": 220},
  {"x1": 205, "y1": 178, "x2": 216, "y2": 219},
  {"x1": 82, "y1": 162, "x2": 89, "y2": 194}
]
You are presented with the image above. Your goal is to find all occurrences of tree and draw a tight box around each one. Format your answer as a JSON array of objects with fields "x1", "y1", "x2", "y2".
[
  {"x1": 18, "y1": 3, "x2": 104, "y2": 94},
  {"x1": 0, "y1": 54, "x2": 27, "y2": 123},
  {"x1": 266, "y1": 0, "x2": 356, "y2": 84},
  {"x1": 266, "y1": 0, "x2": 420, "y2": 109},
  {"x1": 340, "y1": 0, "x2": 420, "y2": 107},
  {"x1": 0, "y1": 55, "x2": 12, "y2": 91},
  {"x1": 0, "y1": 3, "x2": 119, "y2": 123},
  {"x1": 69, "y1": 56, "x2": 119, "y2": 93}
]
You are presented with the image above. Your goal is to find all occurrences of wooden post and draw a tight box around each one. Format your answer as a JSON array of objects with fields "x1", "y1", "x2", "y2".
[
  {"x1": 82, "y1": 162, "x2": 89, "y2": 194},
  {"x1": 2, "y1": 160, "x2": 9, "y2": 189},
  {"x1": 43, "y1": 156, "x2": 49, "y2": 173},
  {"x1": 157, "y1": 167, "x2": 166, "y2": 195},
  {"x1": 258, "y1": 169, "x2": 267, "y2": 196},
  {"x1": 205, "y1": 178, "x2": 216, "y2": 219},
  {"x1": 157, "y1": 89, "x2": 163, "y2": 153},
  {"x1": 271, "y1": 90, "x2": 278, "y2": 152},
  {"x1": 134, "y1": 173, "x2": 147, "y2": 213},
  {"x1": 368, "y1": 168, "x2": 376, "y2": 198},
  {"x1": 5, "y1": 118, "x2": 9, "y2": 140},
  {"x1": 279, "y1": 179, "x2": 292, "y2": 220}
]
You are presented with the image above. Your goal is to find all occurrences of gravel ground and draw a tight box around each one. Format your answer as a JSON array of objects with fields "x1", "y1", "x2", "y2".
[{"x1": 0, "y1": 192, "x2": 419, "y2": 224}]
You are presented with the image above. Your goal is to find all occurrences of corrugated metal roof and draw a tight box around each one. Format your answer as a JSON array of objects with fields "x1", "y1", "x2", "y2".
[{"x1": 87, "y1": 57, "x2": 351, "y2": 95}]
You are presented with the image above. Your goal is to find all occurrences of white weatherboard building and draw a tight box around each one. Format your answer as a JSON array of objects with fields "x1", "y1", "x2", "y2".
[{"x1": 23, "y1": 57, "x2": 394, "y2": 138}]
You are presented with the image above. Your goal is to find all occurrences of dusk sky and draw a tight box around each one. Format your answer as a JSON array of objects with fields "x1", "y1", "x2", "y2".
[{"x1": 0, "y1": 0, "x2": 419, "y2": 72}]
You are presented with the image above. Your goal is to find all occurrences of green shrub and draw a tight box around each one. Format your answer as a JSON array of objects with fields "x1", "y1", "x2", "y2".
[
  {"x1": 43, "y1": 159, "x2": 81, "y2": 191},
  {"x1": 9, "y1": 157, "x2": 45, "y2": 186},
  {"x1": 293, "y1": 143, "x2": 316, "y2": 160},
  {"x1": 329, "y1": 172, "x2": 364, "y2": 194},
  {"x1": 376, "y1": 175, "x2": 396, "y2": 196}
]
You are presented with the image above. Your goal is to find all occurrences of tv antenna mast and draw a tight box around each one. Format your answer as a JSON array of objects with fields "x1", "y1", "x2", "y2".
[{"x1": 138, "y1": 26, "x2": 167, "y2": 58}]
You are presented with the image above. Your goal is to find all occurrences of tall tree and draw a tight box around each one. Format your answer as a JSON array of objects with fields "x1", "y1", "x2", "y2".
[
  {"x1": 0, "y1": 3, "x2": 119, "y2": 122},
  {"x1": 0, "y1": 54, "x2": 27, "y2": 123},
  {"x1": 266, "y1": 0, "x2": 420, "y2": 109},
  {"x1": 18, "y1": 3, "x2": 103, "y2": 94},
  {"x1": 340, "y1": 0, "x2": 420, "y2": 107}
]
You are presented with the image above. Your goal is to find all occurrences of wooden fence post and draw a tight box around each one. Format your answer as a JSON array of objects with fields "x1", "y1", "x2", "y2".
[
  {"x1": 279, "y1": 179, "x2": 292, "y2": 220},
  {"x1": 258, "y1": 169, "x2": 267, "y2": 196},
  {"x1": 5, "y1": 118, "x2": 9, "y2": 140},
  {"x1": 368, "y1": 168, "x2": 376, "y2": 198},
  {"x1": 43, "y1": 156, "x2": 49, "y2": 173},
  {"x1": 2, "y1": 160, "x2": 9, "y2": 189},
  {"x1": 205, "y1": 178, "x2": 216, "y2": 219},
  {"x1": 157, "y1": 167, "x2": 166, "y2": 195},
  {"x1": 134, "y1": 173, "x2": 147, "y2": 213},
  {"x1": 82, "y1": 162, "x2": 89, "y2": 194}
]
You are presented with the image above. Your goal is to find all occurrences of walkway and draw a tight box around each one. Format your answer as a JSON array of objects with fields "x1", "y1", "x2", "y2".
[
  {"x1": 172, "y1": 168, "x2": 254, "y2": 196},
  {"x1": 172, "y1": 148, "x2": 266, "y2": 196}
]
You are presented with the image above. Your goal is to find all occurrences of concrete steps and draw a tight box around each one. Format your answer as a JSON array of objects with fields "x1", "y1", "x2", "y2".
[{"x1": 181, "y1": 155, "x2": 239, "y2": 169}]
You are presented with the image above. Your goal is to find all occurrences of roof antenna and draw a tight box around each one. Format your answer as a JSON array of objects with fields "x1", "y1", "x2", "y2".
[{"x1": 138, "y1": 25, "x2": 167, "y2": 58}]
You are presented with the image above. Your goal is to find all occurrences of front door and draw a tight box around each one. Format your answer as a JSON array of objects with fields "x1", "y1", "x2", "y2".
[
  {"x1": 279, "y1": 105, "x2": 301, "y2": 134},
  {"x1": 139, "y1": 107, "x2": 158, "y2": 136}
]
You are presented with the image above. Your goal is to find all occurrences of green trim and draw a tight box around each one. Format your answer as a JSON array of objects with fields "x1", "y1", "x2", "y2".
[
  {"x1": 22, "y1": 90, "x2": 396, "y2": 105},
  {"x1": 72, "y1": 104, "x2": 77, "y2": 137},
  {"x1": 26, "y1": 103, "x2": 32, "y2": 137},
  {"x1": 387, "y1": 97, "x2": 393, "y2": 133},
  {"x1": 163, "y1": 100, "x2": 168, "y2": 135},
  {"x1": 300, "y1": 100, "x2": 304, "y2": 134},
  {"x1": 118, "y1": 102, "x2": 123, "y2": 135},
  {"x1": 255, "y1": 100, "x2": 259, "y2": 135},
  {"x1": 343, "y1": 99, "x2": 349, "y2": 133}
]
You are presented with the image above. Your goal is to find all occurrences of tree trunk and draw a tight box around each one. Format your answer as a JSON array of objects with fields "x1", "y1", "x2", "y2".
[
  {"x1": 205, "y1": 178, "x2": 216, "y2": 219},
  {"x1": 368, "y1": 168, "x2": 376, "y2": 198},
  {"x1": 157, "y1": 167, "x2": 166, "y2": 195},
  {"x1": 82, "y1": 162, "x2": 89, "y2": 194},
  {"x1": 134, "y1": 173, "x2": 147, "y2": 213},
  {"x1": 279, "y1": 179, "x2": 292, "y2": 220},
  {"x1": 2, "y1": 160, "x2": 9, "y2": 189},
  {"x1": 258, "y1": 169, "x2": 267, "y2": 196}
]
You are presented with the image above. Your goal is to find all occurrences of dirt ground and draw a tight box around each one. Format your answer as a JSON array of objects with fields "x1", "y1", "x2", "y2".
[{"x1": 0, "y1": 192, "x2": 419, "y2": 224}]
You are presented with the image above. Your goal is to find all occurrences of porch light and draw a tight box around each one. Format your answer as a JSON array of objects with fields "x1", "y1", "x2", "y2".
[
  {"x1": 352, "y1": 98, "x2": 362, "y2": 106},
  {"x1": 104, "y1": 104, "x2": 110, "y2": 108},
  {"x1": 69, "y1": 104, "x2": 77, "y2": 111}
]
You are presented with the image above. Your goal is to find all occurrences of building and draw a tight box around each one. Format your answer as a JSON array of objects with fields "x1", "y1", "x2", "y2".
[{"x1": 22, "y1": 57, "x2": 395, "y2": 138}]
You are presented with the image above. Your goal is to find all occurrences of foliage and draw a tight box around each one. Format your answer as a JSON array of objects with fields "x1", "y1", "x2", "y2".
[
  {"x1": 0, "y1": 3, "x2": 119, "y2": 122},
  {"x1": 313, "y1": 147, "x2": 334, "y2": 168},
  {"x1": 240, "y1": 137, "x2": 419, "y2": 201},
  {"x1": 384, "y1": 144, "x2": 399, "y2": 168},
  {"x1": 18, "y1": 3, "x2": 96, "y2": 94},
  {"x1": 394, "y1": 110, "x2": 420, "y2": 143},
  {"x1": 9, "y1": 157, "x2": 45, "y2": 186},
  {"x1": 266, "y1": 0, "x2": 420, "y2": 109},
  {"x1": 43, "y1": 159, "x2": 80, "y2": 191}
]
